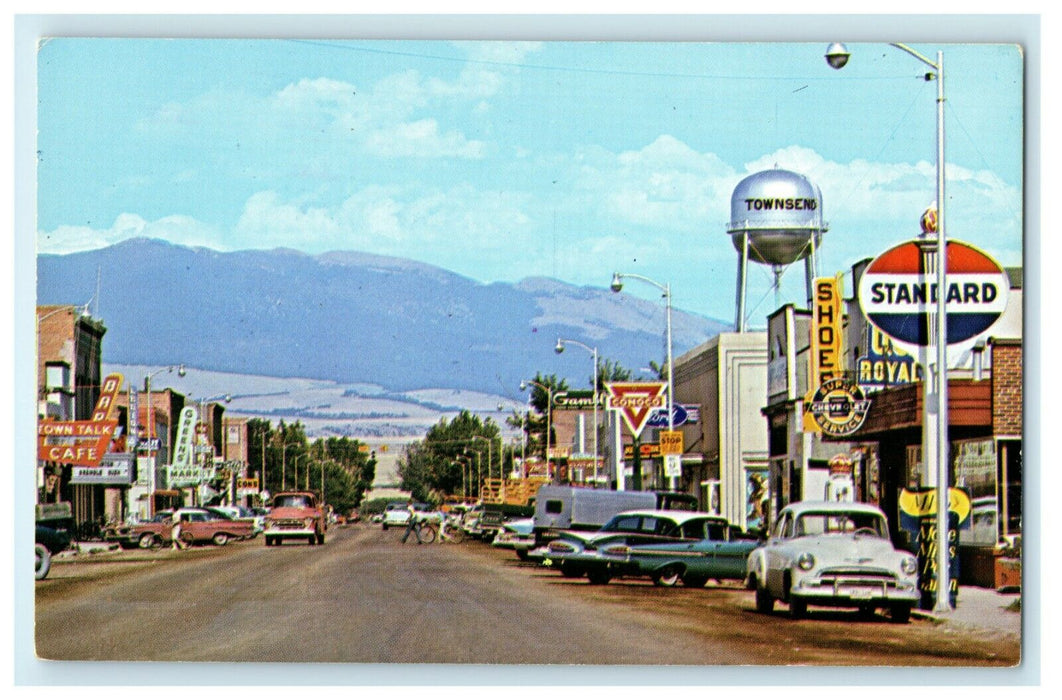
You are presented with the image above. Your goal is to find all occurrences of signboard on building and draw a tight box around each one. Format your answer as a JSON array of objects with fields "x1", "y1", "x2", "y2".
[
  {"x1": 810, "y1": 276, "x2": 844, "y2": 387},
  {"x1": 858, "y1": 239, "x2": 1009, "y2": 349},
  {"x1": 38, "y1": 419, "x2": 120, "y2": 466},
  {"x1": 802, "y1": 378, "x2": 871, "y2": 437},
  {"x1": 171, "y1": 406, "x2": 197, "y2": 469},
  {"x1": 71, "y1": 453, "x2": 135, "y2": 485},
  {"x1": 552, "y1": 391, "x2": 603, "y2": 410},
  {"x1": 605, "y1": 382, "x2": 667, "y2": 438},
  {"x1": 645, "y1": 404, "x2": 699, "y2": 428},
  {"x1": 623, "y1": 442, "x2": 661, "y2": 459},
  {"x1": 857, "y1": 325, "x2": 921, "y2": 393}
]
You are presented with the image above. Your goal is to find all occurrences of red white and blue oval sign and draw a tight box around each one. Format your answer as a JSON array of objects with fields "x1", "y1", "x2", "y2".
[{"x1": 858, "y1": 240, "x2": 1009, "y2": 347}]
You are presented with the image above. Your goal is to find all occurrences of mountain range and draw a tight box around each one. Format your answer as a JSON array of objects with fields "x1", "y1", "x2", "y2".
[{"x1": 37, "y1": 238, "x2": 730, "y2": 433}]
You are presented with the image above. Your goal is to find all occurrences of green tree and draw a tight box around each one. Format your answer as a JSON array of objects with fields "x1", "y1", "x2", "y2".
[{"x1": 397, "y1": 410, "x2": 501, "y2": 499}]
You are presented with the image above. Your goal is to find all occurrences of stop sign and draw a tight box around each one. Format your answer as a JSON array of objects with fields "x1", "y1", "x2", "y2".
[{"x1": 858, "y1": 239, "x2": 1009, "y2": 347}]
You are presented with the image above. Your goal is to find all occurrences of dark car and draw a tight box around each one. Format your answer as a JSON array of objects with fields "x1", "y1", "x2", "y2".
[{"x1": 35, "y1": 524, "x2": 72, "y2": 580}]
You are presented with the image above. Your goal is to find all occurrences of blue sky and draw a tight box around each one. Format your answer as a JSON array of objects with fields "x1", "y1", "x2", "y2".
[{"x1": 36, "y1": 37, "x2": 1024, "y2": 323}]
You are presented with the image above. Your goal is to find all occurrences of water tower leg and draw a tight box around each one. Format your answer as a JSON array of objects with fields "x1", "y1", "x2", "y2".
[
  {"x1": 804, "y1": 235, "x2": 819, "y2": 306},
  {"x1": 735, "y1": 232, "x2": 748, "y2": 333}
]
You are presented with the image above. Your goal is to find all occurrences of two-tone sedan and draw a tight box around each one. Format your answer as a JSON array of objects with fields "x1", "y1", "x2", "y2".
[
  {"x1": 745, "y1": 501, "x2": 920, "y2": 622},
  {"x1": 532, "y1": 510, "x2": 729, "y2": 585},
  {"x1": 597, "y1": 520, "x2": 761, "y2": 587}
]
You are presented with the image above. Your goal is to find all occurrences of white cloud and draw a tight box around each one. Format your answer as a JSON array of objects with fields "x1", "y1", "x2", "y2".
[
  {"x1": 37, "y1": 214, "x2": 222, "y2": 255},
  {"x1": 365, "y1": 119, "x2": 486, "y2": 159}
]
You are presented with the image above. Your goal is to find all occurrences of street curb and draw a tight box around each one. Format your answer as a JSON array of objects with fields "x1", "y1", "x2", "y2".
[{"x1": 56, "y1": 541, "x2": 121, "y2": 558}]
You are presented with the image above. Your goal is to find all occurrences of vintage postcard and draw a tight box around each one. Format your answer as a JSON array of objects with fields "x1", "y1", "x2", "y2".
[{"x1": 19, "y1": 14, "x2": 1038, "y2": 687}]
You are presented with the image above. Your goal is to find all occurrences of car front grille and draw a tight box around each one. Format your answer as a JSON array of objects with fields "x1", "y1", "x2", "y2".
[{"x1": 817, "y1": 567, "x2": 899, "y2": 586}]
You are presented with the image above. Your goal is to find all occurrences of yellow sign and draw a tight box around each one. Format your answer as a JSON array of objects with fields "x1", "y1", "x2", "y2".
[
  {"x1": 810, "y1": 276, "x2": 844, "y2": 388},
  {"x1": 659, "y1": 430, "x2": 684, "y2": 456}
]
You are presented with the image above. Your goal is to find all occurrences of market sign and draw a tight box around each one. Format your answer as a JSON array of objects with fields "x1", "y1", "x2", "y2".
[
  {"x1": 858, "y1": 240, "x2": 1008, "y2": 348},
  {"x1": 605, "y1": 382, "x2": 667, "y2": 438},
  {"x1": 802, "y1": 378, "x2": 871, "y2": 437}
]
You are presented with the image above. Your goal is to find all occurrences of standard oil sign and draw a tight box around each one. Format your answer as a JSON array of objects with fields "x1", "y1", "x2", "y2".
[{"x1": 858, "y1": 240, "x2": 1009, "y2": 348}]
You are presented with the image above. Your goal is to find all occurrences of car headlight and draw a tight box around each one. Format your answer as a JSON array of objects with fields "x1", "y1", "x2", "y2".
[
  {"x1": 901, "y1": 556, "x2": 918, "y2": 575},
  {"x1": 797, "y1": 552, "x2": 815, "y2": 571}
]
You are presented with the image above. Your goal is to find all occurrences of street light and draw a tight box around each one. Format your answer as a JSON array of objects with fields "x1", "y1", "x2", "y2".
[
  {"x1": 471, "y1": 434, "x2": 493, "y2": 485},
  {"x1": 521, "y1": 379, "x2": 553, "y2": 480},
  {"x1": 827, "y1": 42, "x2": 951, "y2": 613},
  {"x1": 610, "y1": 271, "x2": 677, "y2": 489},
  {"x1": 144, "y1": 365, "x2": 186, "y2": 515},
  {"x1": 555, "y1": 337, "x2": 600, "y2": 486},
  {"x1": 281, "y1": 443, "x2": 299, "y2": 491},
  {"x1": 464, "y1": 447, "x2": 483, "y2": 498}
]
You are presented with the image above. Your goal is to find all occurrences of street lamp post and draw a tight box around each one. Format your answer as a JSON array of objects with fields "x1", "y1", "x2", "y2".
[
  {"x1": 555, "y1": 337, "x2": 600, "y2": 486},
  {"x1": 281, "y1": 443, "x2": 298, "y2": 491},
  {"x1": 521, "y1": 379, "x2": 553, "y2": 481},
  {"x1": 465, "y1": 448, "x2": 482, "y2": 498},
  {"x1": 827, "y1": 42, "x2": 951, "y2": 613},
  {"x1": 144, "y1": 365, "x2": 186, "y2": 515},
  {"x1": 610, "y1": 272, "x2": 677, "y2": 489}
]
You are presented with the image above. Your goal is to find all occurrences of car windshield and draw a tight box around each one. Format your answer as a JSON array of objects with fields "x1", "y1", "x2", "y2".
[
  {"x1": 275, "y1": 495, "x2": 311, "y2": 508},
  {"x1": 794, "y1": 512, "x2": 887, "y2": 538}
]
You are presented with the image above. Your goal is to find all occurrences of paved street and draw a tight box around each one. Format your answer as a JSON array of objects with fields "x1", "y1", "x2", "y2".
[{"x1": 36, "y1": 523, "x2": 1020, "y2": 668}]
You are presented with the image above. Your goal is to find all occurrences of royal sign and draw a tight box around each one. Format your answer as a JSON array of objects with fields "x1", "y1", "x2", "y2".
[{"x1": 858, "y1": 240, "x2": 1009, "y2": 347}]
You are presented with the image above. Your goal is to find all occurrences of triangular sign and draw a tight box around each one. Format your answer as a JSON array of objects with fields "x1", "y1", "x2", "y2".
[{"x1": 605, "y1": 382, "x2": 668, "y2": 438}]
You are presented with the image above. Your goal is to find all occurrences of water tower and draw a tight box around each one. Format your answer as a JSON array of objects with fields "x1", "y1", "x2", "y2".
[{"x1": 728, "y1": 169, "x2": 827, "y2": 332}]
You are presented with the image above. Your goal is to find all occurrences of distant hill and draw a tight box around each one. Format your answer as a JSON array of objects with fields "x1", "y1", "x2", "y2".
[{"x1": 37, "y1": 238, "x2": 731, "y2": 395}]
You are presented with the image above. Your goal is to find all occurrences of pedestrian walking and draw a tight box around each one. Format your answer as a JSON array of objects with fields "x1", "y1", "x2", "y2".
[
  {"x1": 400, "y1": 502, "x2": 423, "y2": 544},
  {"x1": 170, "y1": 512, "x2": 189, "y2": 550}
]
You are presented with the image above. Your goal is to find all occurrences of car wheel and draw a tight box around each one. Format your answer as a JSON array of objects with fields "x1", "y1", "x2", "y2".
[
  {"x1": 212, "y1": 533, "x2": 229, "y2": 546},
  {"x1": 755, "y1": 586, "x2": 774, "y2": 614},
  {"x1": 308, "y1": 534, "x2": 317, "y2": 545},
  {"x1": 889, "y1": 603, "x2": 912, "y2": 624},
  {"x1": 382, "y1": 523, "x2": 388, "y2": 531},
  {"x1": 559, "y1": 562, "x2": 582, "y2": 578},
  {"x1": 35, "y1": 544, "x2": 52, "y2": 581},
  {"x1": 138, "y1": 533, "x2": 157, "y2": 549},
  {"x1": 586, "y1": 570, "x2": 612, "y2": 586},
  {"x1": 652, "y1": 564, "x2": 682, "y2": 587},
  {"x1": 857, "y1": 603, "x2": 877, "y2": 621},
  {"x1": 789, "y1": 597, "x2": 807, "y2": 620},
  {"x1": 515, "y1": 549, "x2": 529, "y2": 561},
  {"x1": 682, "y1": 575, "x2": 709, "y2": 589}
]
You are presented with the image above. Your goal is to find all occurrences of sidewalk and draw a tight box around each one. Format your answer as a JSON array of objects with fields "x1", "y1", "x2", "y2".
[
  {"x1": 55, "y1": 540, "x2": 121, "y2": 558},
  {"x1": 911, "y1": 585, "x2": 1022, "y2": 639}
]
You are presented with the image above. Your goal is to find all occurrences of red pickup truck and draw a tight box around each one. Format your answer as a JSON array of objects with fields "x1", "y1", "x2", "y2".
[{"x1": 264, "y1": 491, "x2": 327, "y2": 546}]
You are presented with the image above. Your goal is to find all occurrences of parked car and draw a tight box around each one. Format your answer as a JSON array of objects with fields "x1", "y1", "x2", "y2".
[
  {"x1": 263, "y1": 491, "x2": 327, "y2": 546},
  {"x1": 530, "y1": 510, "x2": 728, "y2": 583},
  {"x1": 590, "y1": 519, "x2": 761, "y2": 587},
  {"x1": 745, "y1": 501, "x2": 920, "y2": 622},
  {"x1": 206, "y1": 505, "x2": 265, "y2": 536},
  {"x1": 107, "y1": 508, "x2": 256, "y2": 548},
  {"x1": 35, "y1": 524, "x2": 72, "y2": 580},
  {"x1": 103, "y1": 510, "x2": 175, "y2": 549},
  {"x1": 490, "y1": 517, "x2": 535, "y2": 559},
  {"x1": 381, "y1": 502, "x2": 429, "y2": 530}
]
